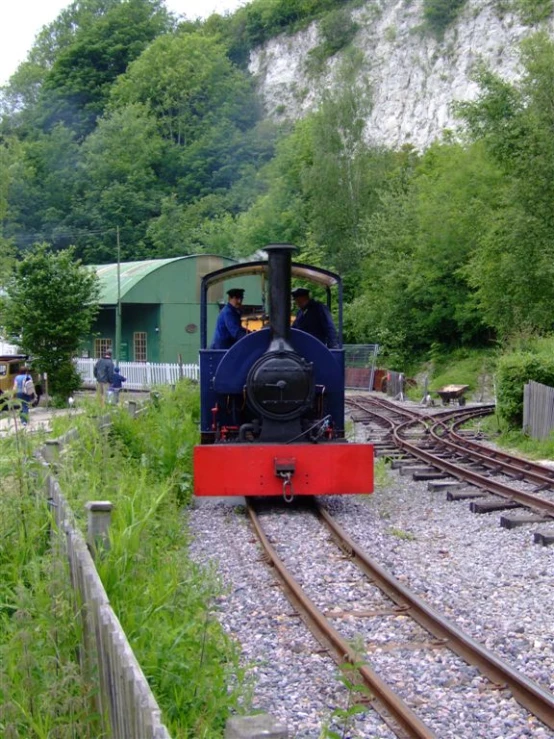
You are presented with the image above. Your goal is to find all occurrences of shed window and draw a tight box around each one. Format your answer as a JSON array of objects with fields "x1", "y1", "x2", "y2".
[
  {"x1": 95, "y1": 338, "x2": 112, "y2": 358},
  {"x1": 134, "y1": 332, "x2": 147, "y2": 362}
]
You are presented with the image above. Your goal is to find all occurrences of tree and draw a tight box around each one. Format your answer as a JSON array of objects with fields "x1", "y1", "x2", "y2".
[
  {"x1": 110, "y1": 33, "x2": 256, "y2": 146},
  {"x1": 41, "y1": 0, "x2": 170, "y2": 136},
  {"x1": 455, "y1": 33, "x2": 554, "y2": 336},
  {"x1": 74, "y1": 103, "x2": 168, "y2": 262},
  {"x1": 0, "y1": 244, "x2": 99, "y2": 400}
]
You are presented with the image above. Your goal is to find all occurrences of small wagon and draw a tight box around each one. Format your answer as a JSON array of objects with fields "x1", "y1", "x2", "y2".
[{"x1": 436, "y1": 384, "x2": 469, "y2": 406}]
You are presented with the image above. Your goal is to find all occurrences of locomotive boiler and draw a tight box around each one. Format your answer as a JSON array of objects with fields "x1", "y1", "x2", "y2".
[{"x1": 193, "y1": 244, "x2": 374, "y2": 500}]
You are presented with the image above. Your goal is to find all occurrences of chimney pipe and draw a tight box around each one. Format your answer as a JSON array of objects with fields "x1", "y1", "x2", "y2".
[{"x1": 263, "y1": 244, "x2": 297, "y2": 343}]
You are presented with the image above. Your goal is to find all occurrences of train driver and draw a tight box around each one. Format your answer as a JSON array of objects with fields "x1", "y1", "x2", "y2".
[
  {"x1": 291, "y1": 287, "x2": 339, "y2": 348},
  {"x1": 210, "y1": 288, "x2": 248, "y2": 349}
]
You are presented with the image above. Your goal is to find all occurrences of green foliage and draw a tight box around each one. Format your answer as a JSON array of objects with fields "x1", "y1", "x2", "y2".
[
  {"x1": 481, "y1": 416, "x2": 554, "y2": 458},
  {"x1": 319, "y1": 636, "x2": 372, "y2": 738},
  {"x1": 496, "y1": 351, "x2": 554, "y2": 427},
  {"x1": 425, "y1": 348, "x2": 497, "y2": 396},
  {"x1": 75, "y1": 103, "x2": 168, "y2": 262},
  {"x1": 422, "y1": 0, "x2": 468, "y2": 36},
  {"x1": 456, "y1": 35, "x2": 554, "y2": 337},
  {"x1": 211, "y1": 0, "x2": 364, "y2": 66},
  {"x1": 387, "y1": 527, "x2": 417, "y2": 540},
  {"x1": 1, "y1": 244, "x2": 99, "y2": 400},
  {"x1": 5, "y1": 0, "x2": 554, "y2": 366},
  {"x1": 54, "y1": 385, "x2": 245, "y2": 735},
  {"x1": 109, "y1": 382, "x2": 199, "y2": 504},
  {"x1": 40, "y1": 0, "x2": 170, "y2": 137},
  {"x1": 514, "y1": 0, "x2": 553, "y2": 24},
  {"x1": 306, "y1": 8, "x2": 359, "y2": 72},
  {"x1": 0, "y1": 434, "x2": 93, "y2": 737},
  {"x1": 346, "y1": 141, "x2": 497, "y2": 359},
  {"x1": 233, "y1": 51, "x2": 389, "y2": 284}
]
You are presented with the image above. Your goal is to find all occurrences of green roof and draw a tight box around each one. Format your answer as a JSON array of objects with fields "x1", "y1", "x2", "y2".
[{"x1": 94, "y1": 257, "x2": 198, "y2": 304}]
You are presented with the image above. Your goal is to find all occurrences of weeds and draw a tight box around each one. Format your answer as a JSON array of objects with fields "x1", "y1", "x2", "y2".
[
  {"x1": 387, "y1": 527, "x2": 417, "y2": 541},
  {"x1": 0, "y1": 426, "x2": 93, "y2": 738},
  {"x1": 319, "y1": 635, "x2": 372, "y2": 738},
  {"x1": 374, "y1": 457, "x2": 393, "y2": 488},
  {"x1": 53, "y1": 381, "x2": 247, "y2": 736}
]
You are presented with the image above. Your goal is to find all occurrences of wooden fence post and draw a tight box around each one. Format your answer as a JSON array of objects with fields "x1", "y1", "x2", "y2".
[
  {"x1": 43, "y1": 439, "x2": 61, "y2": 464},
  {"x1": 86, "y1": 501, "x2": 113, "y2": 555}
]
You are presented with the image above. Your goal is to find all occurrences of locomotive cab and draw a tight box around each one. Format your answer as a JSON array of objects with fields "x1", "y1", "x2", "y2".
[{"x1": 194, "y1": 244, "x2": 374, "y2": 499}]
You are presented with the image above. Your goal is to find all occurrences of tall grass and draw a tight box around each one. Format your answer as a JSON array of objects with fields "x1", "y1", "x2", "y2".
[
  {"x1": 0, "y1": 431, "x2": 94, "y2": 738},
  {"x1": 54, "y1": 382, "x2": 247, "y2": 737}
]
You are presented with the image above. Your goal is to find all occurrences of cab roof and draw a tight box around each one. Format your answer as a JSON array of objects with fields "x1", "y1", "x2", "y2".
[{"x1": 201, "y1": 260, "x2": 340, "y2": 291}]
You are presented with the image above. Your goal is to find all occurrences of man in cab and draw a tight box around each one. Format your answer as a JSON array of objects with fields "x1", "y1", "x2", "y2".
[
  {"x1": 210, "y1": 288, "x2": 248, "y2": 349},
  {"x1": 291, "y1": 287, "x2": 339, "y2": 348}
]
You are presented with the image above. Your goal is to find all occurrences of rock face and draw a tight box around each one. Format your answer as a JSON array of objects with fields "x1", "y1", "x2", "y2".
[{"x1": 249, "y1": 0, "x2": 549, "y2": 149}]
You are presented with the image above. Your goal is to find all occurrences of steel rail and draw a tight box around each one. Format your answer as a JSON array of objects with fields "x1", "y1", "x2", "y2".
[
  {"x1": 446, "y1": 419, "x2": 554, "y2": 486},
  {"x1": 246, "y1": 501, "x2": 436, "y2": 739},
  {"x1": 430, "y1": 419, "x2": 554, "y2": 489},
  {"x1": 315, "y1": 503, "x2": 554, "y2": 730},
  {"x1": 347, "y1": 395, "x2": 495, "y2": 428},
  {"x1": 394, "y1": 419, "x2": 554, "y2": 517}
]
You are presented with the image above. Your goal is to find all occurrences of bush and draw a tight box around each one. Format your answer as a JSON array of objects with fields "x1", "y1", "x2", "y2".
[
  {"x1": 422, "y1": 0, "x2": 468, "y2": 36},
  {"x1": 496, "y1": 351, "x2": 554, "y2": 427},
  {"x1": 306, "y1": 7, "x2": 359, "y2": 72},
  {"x1": 110, "y1": 380, "x2": 199, "y2": 504},
  {"x1": 515, "y1": 0, "x2": 553, "y2": 24},
  {"x1": 213, "y1": 0, "x2": 364, "y2": 65}
]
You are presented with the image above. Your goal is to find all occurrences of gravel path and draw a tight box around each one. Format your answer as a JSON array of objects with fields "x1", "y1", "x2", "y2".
[{"x1": 188, "y1": 425, "x2": 554, "y2": 738}]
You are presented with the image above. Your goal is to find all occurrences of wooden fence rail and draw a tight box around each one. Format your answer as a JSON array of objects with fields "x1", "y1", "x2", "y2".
[
  {"x1": 523, "y1": 380, "x2": 554, "y2": 440},
  {"x1": 37, "y1": 426, "x2": 172, "y2": 738}
]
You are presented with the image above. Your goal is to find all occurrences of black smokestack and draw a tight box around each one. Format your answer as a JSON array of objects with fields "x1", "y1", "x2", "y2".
[{"x1": 264, "y1": 244, "x2": 297, "y2": 342}]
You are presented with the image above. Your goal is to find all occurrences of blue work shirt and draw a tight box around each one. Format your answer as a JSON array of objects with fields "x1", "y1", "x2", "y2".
[
  {"x1": 210, "y1": 302, "x2": 247, "y2": 349},
  {"x1": 293, "y1": 299, "x2": 339, "y2": 348}
]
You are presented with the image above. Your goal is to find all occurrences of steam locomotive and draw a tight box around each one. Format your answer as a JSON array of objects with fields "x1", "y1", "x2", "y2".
[{"x1": 193, "y1": 244, "x2": 374, "y2": 500}]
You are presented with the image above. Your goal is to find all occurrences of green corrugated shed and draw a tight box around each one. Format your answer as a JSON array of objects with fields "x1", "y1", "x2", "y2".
[
  {"x1": 95, "y1": 258, "x2": 183, "y2": 303},
  {"x1": 85, "y1": 255, "x2": 261, "y2": 364}
]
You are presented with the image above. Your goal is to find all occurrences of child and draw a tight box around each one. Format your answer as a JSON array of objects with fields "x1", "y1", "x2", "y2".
[
  {"x1": 107, "y1": 367, "x2": 126, "y2": 404},
  {"x1": 13, "y1": 367, "x2": 36, "y2": 426}
]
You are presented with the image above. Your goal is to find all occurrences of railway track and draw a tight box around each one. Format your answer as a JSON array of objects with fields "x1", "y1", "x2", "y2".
[
  {"x1": 247, "y1": 499, "x2": 554, "y2": 738},
  {"x1": 347, "y1": 396, "x2": 554, "y2": 539}
]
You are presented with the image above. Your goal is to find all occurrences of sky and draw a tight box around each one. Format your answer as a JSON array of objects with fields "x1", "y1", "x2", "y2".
[{"x1": 0, "y1": 0, "x2": 245, "y2": 85}]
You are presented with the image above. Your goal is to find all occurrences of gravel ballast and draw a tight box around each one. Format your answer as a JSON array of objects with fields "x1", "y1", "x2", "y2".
[{"x1": 188, "y1": 422, "x2": 554, "y2": 737}]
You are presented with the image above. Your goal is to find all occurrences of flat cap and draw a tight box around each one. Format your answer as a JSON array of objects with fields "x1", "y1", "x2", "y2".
[
  {"x1": 227, "y1": 288, "x2": 245, "y2": 298},
  {"x1": 291, "y1": 287, "x2": 310, "y2": 298}
]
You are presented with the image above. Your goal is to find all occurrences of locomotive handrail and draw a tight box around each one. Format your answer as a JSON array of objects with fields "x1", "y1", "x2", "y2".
[{"x1": 199, "y1": 257, "x2": 343, "y2": 348}]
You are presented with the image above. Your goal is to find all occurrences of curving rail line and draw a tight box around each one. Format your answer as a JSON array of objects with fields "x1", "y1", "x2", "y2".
[
  {"x1": 394, "y1": 418, "x2": 554, "y2": 518},
  {"x1": 349, "y1": 396, "x2": 554, "y2": 519}
]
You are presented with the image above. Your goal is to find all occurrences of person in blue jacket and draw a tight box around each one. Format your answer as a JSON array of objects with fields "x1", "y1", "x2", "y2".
[
  {"x1": 107, "y1": 367, "x2": 127, "y2": 404},
  {"x1": 210, "y1": 288, "x2": 248, "y2": 349},
  {"x1": 292, "y1": 287, "x2": 339, "y2": 348}
]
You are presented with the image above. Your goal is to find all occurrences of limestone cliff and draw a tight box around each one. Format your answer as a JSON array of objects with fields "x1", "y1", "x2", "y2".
[{"x1": 249, "y1": 0, "x2": 548, "y2": 149}]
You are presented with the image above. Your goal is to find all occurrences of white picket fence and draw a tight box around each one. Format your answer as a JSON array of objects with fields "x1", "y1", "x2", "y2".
[
  {"x1": 0, "y1": 339, "x2": 19, "y2": 354},
  {"x1": 76, "y1": 358, "x2": 200, "y2": 390}
]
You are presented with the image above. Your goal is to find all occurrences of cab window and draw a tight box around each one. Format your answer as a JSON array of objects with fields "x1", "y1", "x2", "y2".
[
  {"x1": 0, "y1": 364, "x2": 6, "y2": 376},
  {"x1": 9, "y1": 363, "x2": 20, "y2": 375}
]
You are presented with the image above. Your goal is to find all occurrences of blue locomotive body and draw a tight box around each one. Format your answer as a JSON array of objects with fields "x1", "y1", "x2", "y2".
[{"x1": 194, "y1": 245, "x2": 373, "y2": 498}]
